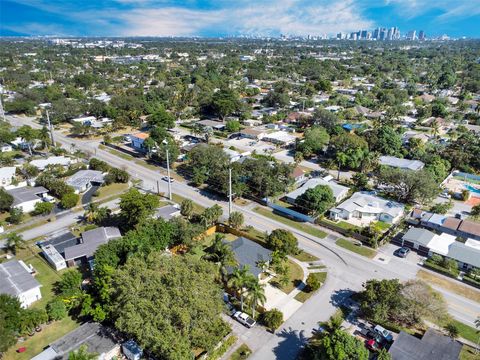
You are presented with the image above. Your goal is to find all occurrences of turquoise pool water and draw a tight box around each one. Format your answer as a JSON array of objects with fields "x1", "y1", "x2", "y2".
[{"x1": 465, "y1": 184, "x2": 480, "y2": 194}]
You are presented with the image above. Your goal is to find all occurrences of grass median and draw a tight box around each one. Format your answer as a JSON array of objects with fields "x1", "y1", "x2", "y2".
[
  {"x1": 335, "y1": 238, "x2": 376, "y2": 258},
  {"x1": 294, "y1": 272, "x2": 327, "y2": 303},
  {"x1": 253, "y1": 207, "x2": 327, "y2": 239}
]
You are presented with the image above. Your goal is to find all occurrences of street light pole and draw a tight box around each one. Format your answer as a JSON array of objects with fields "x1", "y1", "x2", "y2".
[
  {"x1": 228, "y1": 167, "x2": 232, "y2": 218},
  {"x1": 46, "y1": 110, "x2": 54, "y2": 145},
  {"x1": 166, "y1": 147, "x2": 172, "y2": 201}
]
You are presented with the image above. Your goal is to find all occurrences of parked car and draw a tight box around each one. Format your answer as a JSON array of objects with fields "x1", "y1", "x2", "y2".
[
  {"x1": 365, "y1": 339, "x2": 381, "y2": 352},
  {"x1": 439, "y1": 192, "x2": 451, "y2": 199},
  {"x1": 233, "y1": 311, "x2": 256, "y2": 328},
  {"x1": 394, "y1": 247, "x2": 410, "y2": 258},
  {"x1": 374, "y1": 325, "x2": 393, "y2": 342}
]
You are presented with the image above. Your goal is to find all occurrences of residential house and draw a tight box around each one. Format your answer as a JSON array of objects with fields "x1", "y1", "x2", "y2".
[
  {"x1": 0, "y1": 143, "x2": 13, "y2": 152},
  {"x1": 30, "y1": 156, "x2": 72, "y2": 171},
  {"x1": 388, "y1": 328, "x2": 461, "y2": 360},
  {"x1": 154, "y1": 205, "x2": 181, "y2": 221},
  {"x1": 285, "y1": 177, "x2": 350, "y2": 205},
  {"x1": 414, "y1": 210, "x2": 480, "y2": 241},
  {"x1": 196, "y1": 119, "x2": 226, "y2": 131},
  {"x1": 329, "y1": 192, "x2": 404, "y2": 225},
  {"x1": 66, "y1": 169, "x2": 104, "y2": 193},
  {"x1": 242, "y1": 119, "x2": 262, "y2": 127},
  {"x1": 7, "y1": 186, "x2": 49, "y2": 212},
  {"x1": 0, "y1": 260, "x2": 42, "y2": 308},
  {"x1": 0, "y1": 166, "x2": 16, "y2": 187},
  {"x1": 71, "y1": 115, "x2": 97, "y2": 125},
  {"x1": 291, "y1": 166, "x2": 306, "y2": 184},
  {"x1": 419, "y1": 94, "x2": 435, "y2": 103},
  {"x1": 225, "y1": 237, "x2": 272, "y2": 279},
  {"x1": 379, "y1": 156, "x2": 425, "y2": 171},
  {"x1": 122, "y1": 340, "x2": 143, "y2": 360},
  {"x1": 240, "y1": 128, "x2": 266, "y2": 140},
  {"x1": 401, "y1": 227, "x2": 480, "y2": 271},
  {"x1": 262, "y1": 131, "x2": 296, "y2": 146},
  {"x1": 130, "y1": 132, "x2": 150, "y2": 150},
  {"x1": 31, "y1": 322, "x2": 120, "y2": 360}
]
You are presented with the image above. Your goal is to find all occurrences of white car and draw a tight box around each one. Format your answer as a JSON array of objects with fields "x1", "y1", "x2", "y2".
[
  {"x1": 374, "y1": 325, "x2": 393, "y2": 342},
  {"x1": 233, "y1": 311, "x2": 256, "y2": 328},
  {"x1": 162, "y1": 176, "x2": 174, "y2": 183}
]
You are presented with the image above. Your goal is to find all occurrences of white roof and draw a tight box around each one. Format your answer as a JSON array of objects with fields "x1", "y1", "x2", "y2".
[
  {"x1": 30, "y1": 156, "x2": 71, "y2": 170},
  {"x1": 379, "y1": 156, "x2": 425, "y2": 171},
  {"x1": 425, "y1": 233, "x2": 457, "y2": 256},
  {"x1": 71, "y1": 116, "x2": 96, "y2": 123},
  {"x1": 262, "y1": 131, "x2": 295, "y2": 143},
  {"x1": 335, "y1": 192, "x2": 404, "y2": 218},
  {"x1": 0, "y1": 166, "x2": 16, "y2": 179},
  {"x1": 285, "y1": 177, "x2": 349, "y2": 202},
  {"x1": 465, "y1": 238, "x2": 480, "y2": 250},
  {"x1": 41, "y1": 244, "x2": 66, "y2": 266}
]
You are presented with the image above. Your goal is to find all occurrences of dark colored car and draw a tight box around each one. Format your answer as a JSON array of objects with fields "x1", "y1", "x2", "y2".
[{"x1": 395, "y1": 247, "x2": 410, "y2": 258}]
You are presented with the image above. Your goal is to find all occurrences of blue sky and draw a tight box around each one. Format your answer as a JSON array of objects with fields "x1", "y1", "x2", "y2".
[{"x1": 1, "y1": 0, "x2": 479, "y2": 38}]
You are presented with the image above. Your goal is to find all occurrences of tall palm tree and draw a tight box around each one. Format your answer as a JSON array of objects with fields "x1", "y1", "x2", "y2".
[
  {"x1": 228, "y1": 266, "x2": 253, "y2": 311},
  {"x1": 6, "y1": 233, "x2": 26, "y2": 255},
  {"x1": 318, "y1": 314, "x2": 344, "y2": 338},
  {"x1": 335, "y1": 151, "x2": 348, "y2": 181},
  {"x1": 203, "y1": 234, "x2": 237, "y2": 279},
  {"x1": 246, "y1": 279, "x2": 266, "y2": 318},
  {"x1": 431, "y1": 119, "x2": 440, "y2": 139}
]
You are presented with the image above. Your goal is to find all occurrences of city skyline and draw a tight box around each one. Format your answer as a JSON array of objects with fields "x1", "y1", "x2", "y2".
[{"x1": 1, "y1": 0, "x2": 480, "y2": 38}]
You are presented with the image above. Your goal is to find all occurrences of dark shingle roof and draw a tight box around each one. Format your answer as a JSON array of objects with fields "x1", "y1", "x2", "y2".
[
  {"x1": 0, "y1": 260, "x2": 41, "y2": 296},
  {"x1": 64, "y1": 227, "x2": 121, "y2": 261},
  {"x1": 7, "y1": 186, "x2": 48, "y2": 206},
  {"x1": 225, "y1": 237, "x2": 272, "y2": 278},
  {"x1": 389, "y1": 329, "x2": 462, "y2": 360}
]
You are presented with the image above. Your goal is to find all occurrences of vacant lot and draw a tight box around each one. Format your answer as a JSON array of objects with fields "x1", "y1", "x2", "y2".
[{"x1": 417, "y1": 269, "x2": 480, "y2": 303}]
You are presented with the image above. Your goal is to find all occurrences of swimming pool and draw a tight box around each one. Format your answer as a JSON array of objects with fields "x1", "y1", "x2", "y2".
[{"x1": 465, "y1": 184, "x2": 480, "y2": 194}]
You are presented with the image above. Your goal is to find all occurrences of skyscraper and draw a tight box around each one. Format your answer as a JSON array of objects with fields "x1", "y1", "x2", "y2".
[
  {"x1": 407, "y1": 30, "x2": 417, "y2": 40},
  {"x1": 418, "y1": 30, "x2": 425, "y2": 41},
  {"x1": 373, "y1": 27, "x2": 380, "y2": 40}
]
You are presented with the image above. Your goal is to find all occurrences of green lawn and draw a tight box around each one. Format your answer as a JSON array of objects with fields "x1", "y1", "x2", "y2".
[
  {"x1": 229, "y1": 344, "x2": 252, "y2": 360},
  {"x1": 254, "y1": 207, "x2": 327, "y2": 239},
  {"x1": 3, "y1": 316, "x2": 80, "y2": 360},
  {"x1": 374, "y1": 221, "x2": 391, "y2": 231},
  {"x1": 269, "y1": 259, "x2": 304, "y2": 294},
  {"x1": 106, "y1": 148, "x2": 135, "y2": 161},
  {"x1": 322, "y1": 218, "x2": 361, "y2": 231},
  {"x1": 335, "y1": 238, "x2": 376, "y2": 258},
  {"x1": 294, "y1": 272, "x2": 327, "y2": 303},
  {"x1": 171, "y1": 193, "x2": 205, "y2": 214},
  {"x1": 292, "y1": 250, "x2": 319, "y2": 262},
  {"x1": 96, "y1": 182, "x2": 129, "y2": 198},
  {"x1": 460, "y1": 345, "x2": 479, "y2": 360},
  {"x1": 435, "y1": 319, "x2": 480, "y2": 343}
]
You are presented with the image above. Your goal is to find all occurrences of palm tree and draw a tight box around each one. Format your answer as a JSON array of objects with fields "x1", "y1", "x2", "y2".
[
  {"x1": 6, "y1": 233, "x2": 26, "y2": 255},
  {"x1": 203, "y1": 234, "x2": 237, "y2": 279},
  {"x1": 361, "y1": 151, "x2": 380, "y2": 173},
  {"x1": 431, "y1": 119, "x2": 440, "y2": 139},
  {"x1": 317, "y1": 314, "x2": 344, "y2": 338},
  {"x1": 228, "y1": 266, "x2": 254, "y2": 311},
  {"x1": 246, "y1": 279, "x2": 266, "y2": 318},
  {"x1": 335, "y1": 151, "x2": 348, "y2": 181},
  {"x1": 68, "y1": 345, "x2": 97, "y2": 360}
]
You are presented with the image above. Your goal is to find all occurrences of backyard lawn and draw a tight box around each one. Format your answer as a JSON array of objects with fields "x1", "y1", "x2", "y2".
[
  {"x1": 254, "y1": 207, "x2": 327, "y2": 239},
  {"x1": 335, "y1": 238, "x2": 376, "y2": 258},
  {"x1": 96, "y1": 182, "x2": 129, "y2": 198},
  {"x1": 269, "y1": 259, "x2": 304, "y2": 294},
  {"x1": 294, "y1": 272, "x2": 327, "y2": 303}
]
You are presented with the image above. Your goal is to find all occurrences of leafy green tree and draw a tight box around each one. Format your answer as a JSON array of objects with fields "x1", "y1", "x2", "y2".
[
  {"x1": 119, "y1": 189, "x2": 160, "y2": 229},
  {"x1": 110, "y1": 253, "x2": 229, "y2": 360},
  {"x1": 226, "y1": 120, "x2": 241, "y2": 133},
  {"x1": 200, "y1": 204, "x2": 223, "y2": 228},
  {"x1": 8, "y1": 207, "x2": 23, "y2": 224},
  {"x1": 296, "y1": 127, "x2": 330, "y2": 158},
  {"x1": 148, "y1": 105, "x2": 175, "y2": 129},
  {"x1": 16, "y1": 125, "x2": 39, "y2": 155},
  {"x1": 46, "y1": 298, "x2": 67, "y2": 321},
  {"x1": 6, "y1": 232, "x2": 25, "y2": 255},
  {"x1": 262, "y1": 309, "x2": 283, "y2": 332},
  {"x1": 228, "y1": 211, "x2": 244, "y2": 229},
  {"x1": 359, "y1": 279, "x2": 403, "y2": 324},
  {"x1": 307, "y1": 327, "x2": 369, "y2": 360},
  {"x1": 313, "y1": 109, "x2": 338, "y2": 133},
  {"x1": 60, "y1": 193, "x2": 79, "y2": 209},
  {"x1": 470, "y1": 204, "x2": 480, "y2": 219},
  {"x1": 68, "y1": 345, "x2": 98, "y2": 360},
  {"x1": 0, "y1": 294, "x2": 22, "y2": 353},
  {"x1": 0, "y1": 188, "x2": 14, "y2": 211},
  {"x1": 203, "y1": 234, "x2": 237, "y2": 278},
  {"x1": 180, "y1": 199, "x2": 194, "y2": 219},
  {"x1": 266, "y1": 229, "x2": 298, "y2": 256},
  {"x1": 57, "y1": 269, "x2": 83, "y2": 298},
  {"x1": 429, "y1": 201, "x2": 453, "y2": 215},
  {"x1": 330, "y1": 133, "x2": 369, "y2": 170},
  {"x1": 295, "y1": 185, "x2": 334, "y2": 216},
  {"x1": 306, "y1": 273, "x2": 322, "y2": 292},
  {"x1": 32, "y1": 201, "x2": 54, "y2": 215},
  {"x1": 210, "y1": 89, "x2": 241, "y2": 119},
  {"x1": 351, "y1": 172, "x2": 369, "y2": 190},
  {"x1": 366, "y1": 126, "x2": 402, "y2": 156}
]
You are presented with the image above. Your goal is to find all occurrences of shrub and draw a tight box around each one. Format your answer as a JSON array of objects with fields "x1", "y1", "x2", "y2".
[
  {"x1": 32, "y1": 201, "x2": 54, "y2": 216},
  {"x1": 306, "y1": 273, "x2": 321, "y2": 292},
  {"x1": 8, "y1": 208, "x2": 23, "y2": 224},
  {"x1": 262, "y1": 309, "x2": 284, "y2": 331},
  {"x1": 60, "y1": 193, "x2": 79, "y2": 209},
  {"x1": 46, "y1": 298, "x2": 67, "y2": 321}
]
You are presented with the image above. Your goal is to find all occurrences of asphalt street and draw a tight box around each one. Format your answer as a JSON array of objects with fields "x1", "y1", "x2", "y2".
[{"x1": 8, "y1": 115, "x2": 480, "y2": 359}]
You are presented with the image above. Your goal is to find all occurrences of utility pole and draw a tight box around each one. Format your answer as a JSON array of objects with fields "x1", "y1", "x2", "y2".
[
  {"x1": 166, "y1": 148, "x2": 172, "y2": 201},
  {"x1": 228, "y1": 167, "x2": 233, "y2": 218},
  {"x1": 46, "y1": 110, "x2": 54, "y2": 145},
  {"x1": 0, "y1": 95, "x2": 5, "y2": 123}
]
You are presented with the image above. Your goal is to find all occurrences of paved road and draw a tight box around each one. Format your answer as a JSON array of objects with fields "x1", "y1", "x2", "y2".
[{"x1": 8, "y1": 115, "x2": 480, "y2": 359}]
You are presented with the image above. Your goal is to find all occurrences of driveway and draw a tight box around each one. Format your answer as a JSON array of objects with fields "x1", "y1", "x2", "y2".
[{"x1": 82, "y1": 185, "x2": 100, "y2": 205}]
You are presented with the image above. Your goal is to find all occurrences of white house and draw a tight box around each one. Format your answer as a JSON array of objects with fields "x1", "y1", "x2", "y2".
[
  {"x1": 0, "y1": 166, "x2": 16, "y2": 187},
  {"x1": 329, "y1": 192, "x2": 404, "y2": 225},
  {"x1": 379, "y1": 156, "x2": 425, "y2": 171},
  {"x1": 30, "y1": 156, "x2": 72, "y2": 171},
  {"x1": 285, "y1": 177, "x2": 350, "y2": 205},
  {"x1": 0, "y1": 260, "x2": 42, "y2": 308},
  {"x1": 66, "y1": 170, "x2": 104, "y2": 193},
  {"x1": 7, "y1": 186, "x2": 49, "y2": 213}
]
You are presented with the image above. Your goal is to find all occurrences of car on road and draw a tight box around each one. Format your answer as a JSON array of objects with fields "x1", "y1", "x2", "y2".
[
  {"x1": 162, "y1": 176, "x2": 174, "y2": 182},
  {"x1": 233, "y1": 311, "x2": 256, "y2": 328},
  {"x1": 394, "y1": 247, "x2": 410, "y2": 258},
  {"x1": 374, "y1": 325, "x2": 393, "y2": 342}
]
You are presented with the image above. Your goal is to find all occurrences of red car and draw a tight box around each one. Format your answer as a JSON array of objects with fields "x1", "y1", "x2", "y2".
[{"x1": 366, "y1": 339, "x2": 380, "y2": 352}]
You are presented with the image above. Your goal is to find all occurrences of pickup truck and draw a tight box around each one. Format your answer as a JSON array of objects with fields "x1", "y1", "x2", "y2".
[{"x1": 233, "y1": 311, "x2": 256, "y2": 328}]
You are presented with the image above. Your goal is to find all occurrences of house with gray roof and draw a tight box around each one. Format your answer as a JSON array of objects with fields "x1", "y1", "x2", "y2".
[
  {"x1": 7, "y1": 186, "x2": 49, "y2": 213},
  {"x1": 66, "y1": 170, "x2": 104, "y2": 193},
  {"x1": 0, "y1": 260, "x2": 42, "y2": 308},
  {"x1": 225, "y1": 237, "x2": 272, "y2": 278},
  {"x1": 329, "y1": 192, "x2": 404, "y2": 226},
  {"x1": 29, "y1": 156, "x2": 72, "y2": 171},
  {"x1": 388, "y1": 328, "x2": 461, "y2": 360},
  {"x1": 284, "y1": 177, "x2": 350, "y2": 204},
  {"x1": 31, "y1": 322, "x2": 120, "y2": 360},
  {"x1": 154, "y1": 205, "x2": 180, "y2": 220},
  {"x1": 64, "y1": 227, "x2": 121, "y2": 267},
  {"x1": 379, "y1": 156, "x2": 425, "y2": 171}
]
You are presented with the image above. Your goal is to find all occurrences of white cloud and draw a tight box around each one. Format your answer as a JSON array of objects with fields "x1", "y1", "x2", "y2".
[{"x1": 384, "y1": 0, "x2": 480, "y2": 20}]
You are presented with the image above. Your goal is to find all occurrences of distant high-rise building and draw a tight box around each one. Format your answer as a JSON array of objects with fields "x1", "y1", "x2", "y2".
[
  {"x1": 360, "y1": 30, "x2": 368, "y2": 40},
  {"x1": 379, "y1": 28, "x2": 387, "y2": 40},
  {"x1": 373, "y1": 28, "x2": 380, "y2": 40},
  {"x1": 418, "y1": 30, "x2": 425, "y2": 41},
  {"x1": 407, "y1": 30, "x2": 417, "y2": 40}
]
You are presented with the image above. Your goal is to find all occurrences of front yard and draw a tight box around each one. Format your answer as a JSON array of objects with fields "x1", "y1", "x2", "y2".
[
  {"x1": 269, "y1": 259, "x2": 304, "y2": 294},
  {"x1": 294, "y1": 272, "x2": 327, "y2": 303}
]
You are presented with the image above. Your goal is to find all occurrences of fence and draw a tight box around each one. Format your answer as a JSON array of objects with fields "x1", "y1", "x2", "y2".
[{"x1": 263, "y1": 199, "x2": 316, "y2": 224}]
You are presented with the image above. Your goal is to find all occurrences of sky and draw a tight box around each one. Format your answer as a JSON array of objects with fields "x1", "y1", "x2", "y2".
[{"x1": 1, "y1": 0, "x2": 480, "y2": 38}]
